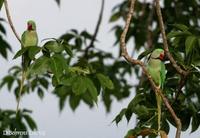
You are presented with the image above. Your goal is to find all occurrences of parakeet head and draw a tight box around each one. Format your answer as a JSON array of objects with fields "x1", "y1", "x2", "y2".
[
  {"x1": 150, "y1": 48, "x2": 165, "y2": 60},
  {"x1": 27, "y1": 20, "x2": 36, "y2": 31}
]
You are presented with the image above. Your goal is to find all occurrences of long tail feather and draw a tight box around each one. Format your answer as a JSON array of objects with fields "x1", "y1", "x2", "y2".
[{"x1": 156, "y1": 92, "x2": 161, "y2": 131}]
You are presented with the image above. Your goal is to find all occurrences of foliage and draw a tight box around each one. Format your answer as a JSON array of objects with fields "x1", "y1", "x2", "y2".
[
  {"x1": 58, "y1": 29, "x2": 132, "y2": 112},
  {"x1": 0, "y1": 18, "x2": 12, "y2": 59},
  {"x1": 0, "y1": 0, "x2": 4, "y2": 10},
  {"x1": 0, "y1": 109, "x2": 37, "y2": 138},
  {"x1": 0, "y1": 0, "x2": 200, "y2": 137},
  {"x1": 110, "y1": 0, "x2": 200, "y2": 137}
]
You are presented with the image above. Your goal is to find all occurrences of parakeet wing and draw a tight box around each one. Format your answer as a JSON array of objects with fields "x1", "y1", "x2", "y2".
[
  {"x1": 160, "y1": 62, "x2": 166, "y2": 89},
  {"x1": 21, "y1": 31, "x2": 28, "y2": 46}
]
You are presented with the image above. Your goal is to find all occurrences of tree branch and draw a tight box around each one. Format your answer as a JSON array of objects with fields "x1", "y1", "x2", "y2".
[
  {"x1": 146, "y1": 1, "x2": 155, "y2": 49},
  {"x1": 4, "y1": 0, "x2": 21, "y2": 44},
  {"x1": 120, "y1": 0, "x2": 181, "y2": 138},
  {"x1": 154, "y1": 0, "x2": 188, "y2": 77},
  {"x1": 4, "y1": 0, "x2": 26, "y2": 115},
  {"x1": 84, "y1": 0, "x2": 104, "y2": 57}
]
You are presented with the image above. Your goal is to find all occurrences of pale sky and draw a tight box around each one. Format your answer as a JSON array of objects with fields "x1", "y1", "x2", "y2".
[{"x1": 0, "y1": 0, "x2": 199, "y2": 138}]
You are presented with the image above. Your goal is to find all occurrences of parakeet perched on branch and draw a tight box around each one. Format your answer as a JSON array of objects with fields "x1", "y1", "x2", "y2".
[
  {"x1": 21, "y1": 20, "x2": 38, "y2": 70},
  {"x1": 16, "y1": 20, "x2": 38, "y2": 115},
  {"x1": 147, "y1": 48, "x2": 166, "y2": 131}
]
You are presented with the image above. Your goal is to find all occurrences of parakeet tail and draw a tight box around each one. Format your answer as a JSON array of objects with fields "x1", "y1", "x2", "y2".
[{"x1": 156, "y1": 92, "x2": 162, "y2": 131}]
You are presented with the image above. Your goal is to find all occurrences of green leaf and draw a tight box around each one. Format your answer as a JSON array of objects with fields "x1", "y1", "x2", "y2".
[
  {"x1": 52, "y1": 75, "x2": 59, "y2": 87},
  {"x1": 161, "y1": 119, "x2": 170, "y2": 134},
  {"x1": 23, "y1": 114, "x2": 37, "y2": 130},
  {"x1": 37, "y1": 87, "x2": 44, "y2": 99},
  {"x1": 0, "y1": 23, "x2": 6, "y2": 34},
  {"x1": 0, "y1": 36, "x2": 12, "y2": 59},
  {"x1": 112, "y1": 108, "x2": 127, "y2": 125},
  {"x1": 72, "y1": 76, "x2": 87, "y2": 95},
  {"x1": 59, "y1": 96, "x2": 67, "y2": 111},
  {"x1": 172, "y1": 24, "x2": 189, "y2": 31},
  {"x1": 85, "y1": 77, "x2": 98, "y2": 103},
  {"x1": 80, "y1": 30, "x2": 93, "y2": 40},
  {"x1": 179, "y1": 110, "x2": 191, "y2": 131},
  {"x1": 60, "y1": 74, "x2": 78, "y2": 86},
  {"x1": 28, "y1": 46, "x2": 41, "y2": 60},
  {"x1": 13, "y1": 47, "x2": 28, "y2": 59},
  {"x1": 96, "y1": 73, "x2": 114, "y2": 89},
  {"x1": 128, "y1": 94, "x2": 145, "y2": 109},
  {"x1": 49, "y1": 54, "x2": 67, "y2": 82},
  {"x1": 167, "y1": 31, "x2": 191, "y2": 39},
  {"x1": 68, "y1": 66, "x2": 90, "y2": 75},
  {"x1": 39, "y1": 78, "x2": 49, "y2": 89},
  {"x1": 62, "y1": 43, "x2": 73, "y2": 57},
  {"x1": 125, "y1": 108, "x2": 133, "y2": 123},
  {"x1": 191, "y1": 114, "x2": 200, "y2": 133},
  {"x1": 75, "y1": 37, "x2": 82, "y2": 47},
  {"x1": 28, "y1": 56, "x2": 50, "y2": 76},
  {"x1": 69, "y1": 95, "x2": 80, "y2": 111},
  {"x1": 109, "y1": 12, "x2": 121, "y2": 22},
  {"x1": 60, "y1": 33, "x2": 75, "y2": 42},
  {"x1": 82, "y1": 92, "x2": 94, "y2": 107},
  {"x1": 44, "y1": 41, "x2": 64, "y2": 53},
  {"x1": 185, "y1": 35, "x2": 197, "y2": 56},
  {"x1": 131, "y1": 104, "x2": 149, "y2": 117},
  {"x1": 0, "y1": 75, "x2": 14, "y2": 90},
  {"x1": 0, "y1": 0, "x2": 4, "y2": 10}
]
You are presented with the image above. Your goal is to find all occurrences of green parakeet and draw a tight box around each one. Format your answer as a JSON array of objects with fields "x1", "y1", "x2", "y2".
[
  {"x1": 147, "y1": 48, "x2": 166, "y2": 131},
  {"x1": 21, "y1": 20, "x2": 38, "y2": 70},
  {"x1": 16, "y1": 20, "x2": 38, "y2": 114}
]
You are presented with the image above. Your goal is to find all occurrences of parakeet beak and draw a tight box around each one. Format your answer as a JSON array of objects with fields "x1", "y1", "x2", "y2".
[
  {"x1": 27, "y1": 23, "x2": 33, "y2": 31},
  {"x1": 159, "y1": 53, "x2": 165, "y2": 60}
]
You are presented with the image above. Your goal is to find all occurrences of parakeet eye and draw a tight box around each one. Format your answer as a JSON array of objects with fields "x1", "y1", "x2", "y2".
[{"x1": 159, "y1": 53, "x2": 164, "y2": 60}]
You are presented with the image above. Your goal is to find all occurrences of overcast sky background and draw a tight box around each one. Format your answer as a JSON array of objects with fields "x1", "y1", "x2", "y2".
[{"x1": 0, "y1": 0, "x2": 199, "y2": 138}]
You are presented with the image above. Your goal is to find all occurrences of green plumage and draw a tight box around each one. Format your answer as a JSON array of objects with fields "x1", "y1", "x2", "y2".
[
  {"x1": 21, "y1": 31, "x2": 38, "y2": 47},
  {"x1": 147, "y1": 48, "x2": 166, "y2": 132},
  {"x1": 16, "y1": 20, "x2": 38, "y2": 114},
  {"x1": 21, "y1": 20, "x2": 38, "y2": 70}
]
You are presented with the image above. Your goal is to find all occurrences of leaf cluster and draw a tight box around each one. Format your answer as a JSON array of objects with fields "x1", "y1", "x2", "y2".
[
  {"x1": 0, "y1": 109, "x2": 37, "y2": 138},
  {"x1": 0, "y1": 18, "x2": 12, "y2": 59}
]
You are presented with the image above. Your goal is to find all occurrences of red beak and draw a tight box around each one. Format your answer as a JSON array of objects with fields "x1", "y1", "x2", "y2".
[{"x1": 159, "y1": 53, "x2": 165, "y2": 60}]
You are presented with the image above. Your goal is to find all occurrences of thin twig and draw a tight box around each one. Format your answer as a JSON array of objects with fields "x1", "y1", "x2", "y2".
[
  {"x1": 4, "y1": 0, "x2": 21, "y2": 44},
  {"x1": 120, "y1": 1, "x2": 181, "y2": 138},
  {"x1": 4, "y1": 0, "x2": 26, "y2": 115},
  {"x1": 154, "y1": 0, "x2": 188, "y2": 77},
  {"x1": 84, "y1": 0, "x2": 104, "y2": 57}
]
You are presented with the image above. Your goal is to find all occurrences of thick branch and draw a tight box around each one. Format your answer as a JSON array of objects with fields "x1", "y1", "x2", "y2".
[
  {"x1": 154, "y1": 0, "x2": 188, "y2": 77},
  {"x1": 4, "y1": 0, "x2": 21, "y2": 44},
  {"x1": 120, "y1": 1, "x2": 181, "y2": 138}
]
